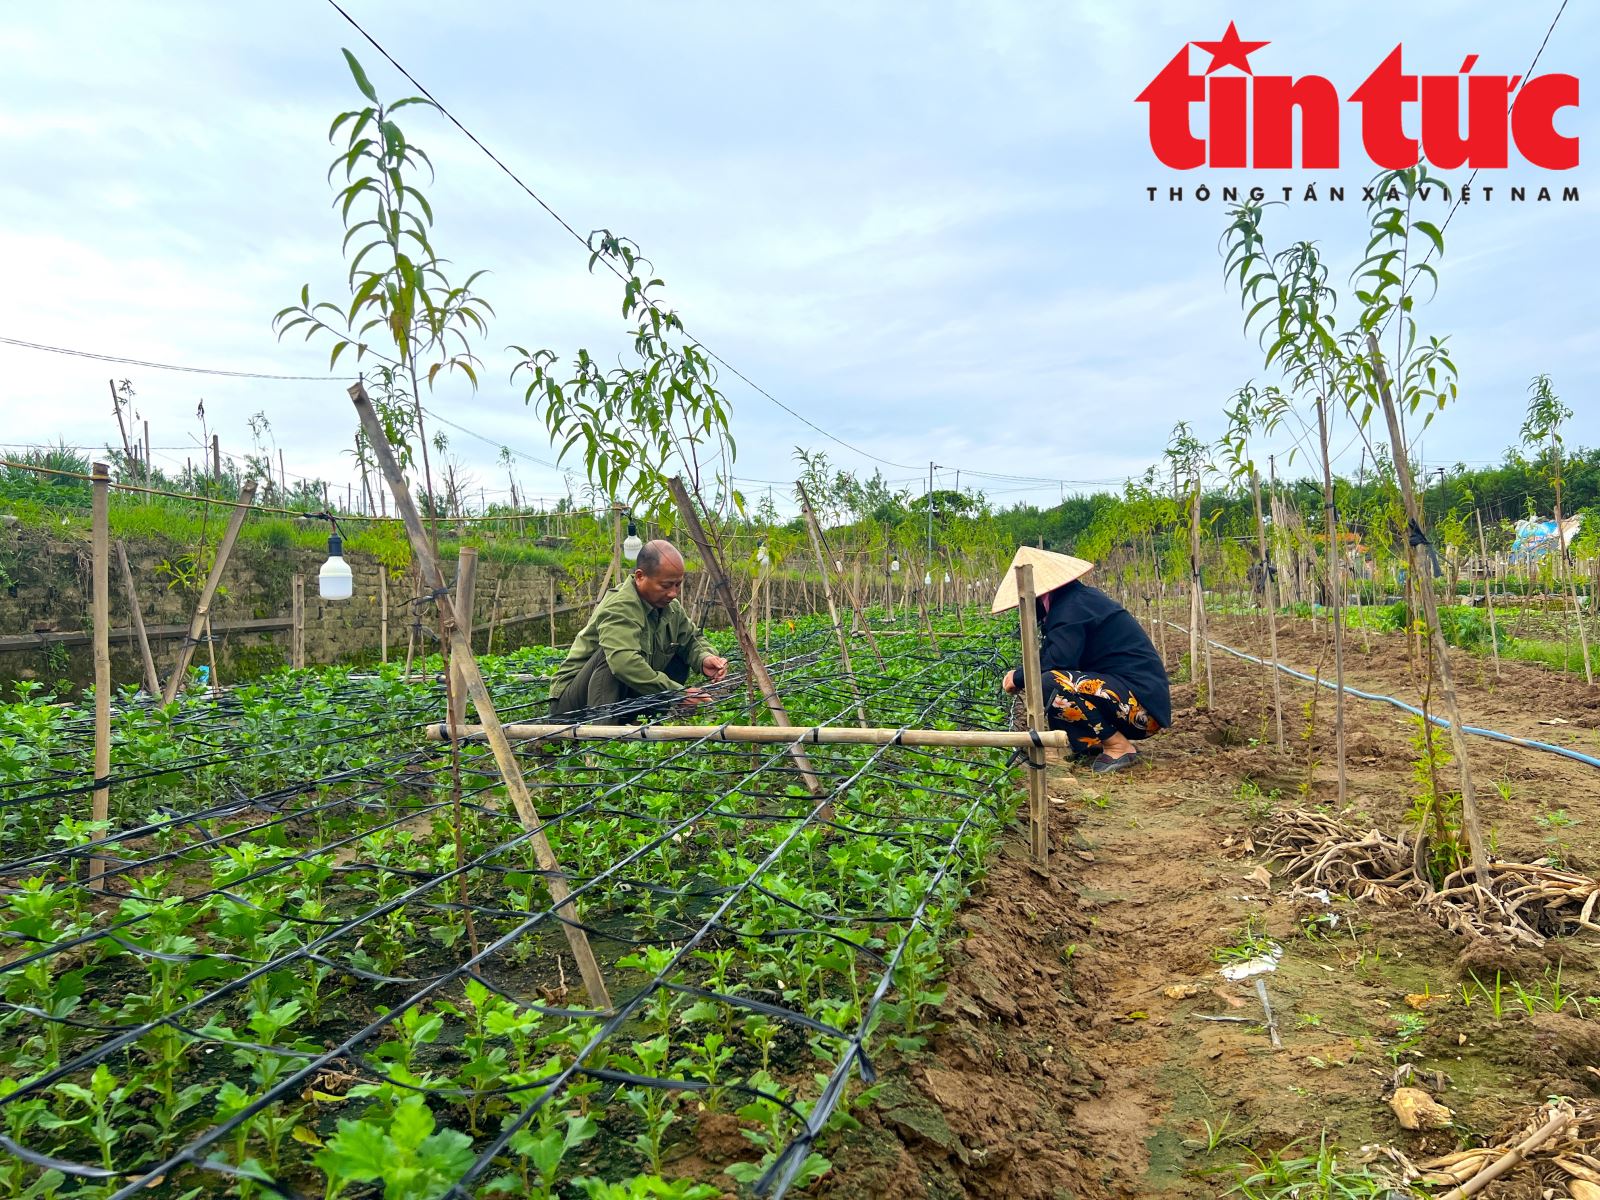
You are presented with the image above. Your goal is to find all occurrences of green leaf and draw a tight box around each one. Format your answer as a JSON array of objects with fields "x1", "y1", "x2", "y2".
[{"x1": 342, "y1": 49, "x2": 380, "y2": 104}]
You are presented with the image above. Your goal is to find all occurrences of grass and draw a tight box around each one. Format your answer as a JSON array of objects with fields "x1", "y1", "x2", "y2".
[{"x1": 1225, "y1": 1133, "x2": 1399, "y2": 1199}]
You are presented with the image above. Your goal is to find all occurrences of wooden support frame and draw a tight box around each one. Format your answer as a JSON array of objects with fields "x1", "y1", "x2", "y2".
[
  {"x1": 667, "y1": 476, "x2": 822, "y2": 794},
  {"x1": 90, "y1": 464, "x2": 112, "y2": 890},
  {"x1": 163, "y1": 479, "x2": 257, "y2": 703},
  {"x1": 796, "y1": 481, "x2": 868, "y2": 727},
  {"x1": 433, "y1": 722, "x2": 1073, "y2": 749},
  {"x1": 114, "y1": 539, "x2": 161, "y2": 695},
  {"x1": 350, "y1": 381, "x2": 612, "y2": 1009},
  {"x1": 1015, "y1": 562, "x2": 1050, "y2": 867}
]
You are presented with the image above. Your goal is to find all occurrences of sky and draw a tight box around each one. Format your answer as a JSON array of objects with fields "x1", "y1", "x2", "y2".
[{"x1": 0, "y1": 0, "x2": 1594, "y2": 519}]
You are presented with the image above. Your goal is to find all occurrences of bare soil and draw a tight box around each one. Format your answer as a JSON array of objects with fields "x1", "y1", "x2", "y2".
[{"x1": 819, "y1": 610, "x2": 1600, "y2": 1200}]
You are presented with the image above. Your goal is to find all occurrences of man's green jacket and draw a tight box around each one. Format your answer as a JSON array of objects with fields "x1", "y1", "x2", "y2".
[{"x1": 549, "y1": 578, "x2": 717, "y2": 700}]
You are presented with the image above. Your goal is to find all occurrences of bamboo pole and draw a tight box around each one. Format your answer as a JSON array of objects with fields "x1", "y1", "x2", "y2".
[
  {"x1": 433, "y1": 722, "x2": 1073, "y2": 749},
  {"x1": 548, "y1": 574, "x2": 557, "y2": 646},
  {"x1": 1474, "y1": 511, "x2": 1500, "y2": 680},
  {"x1": 1369, "y1": 334, "x2": 1487, "y2": 880},
  {"x1": 449, "y1": 548, "x2": 478, "y2": 732},
  {"x1": 90, "y1": 463, "x2": 112, "y2": 890},
  {"x1": 1015, "y1": 563, "x2": 1049, "y2": 867},
  {"x1": 350, "y1": 381, "x2": 610, "y2": 1009},
  {"x1": 668, "y1": 476, "x2": 821, "y2": 794},
  {"x1": 379, "y1": 565, "x2": 389, "y2": 664},
  {"x1": 797, "y1": 482, "x2": 868, "y2": 727},
  {"x1": 487, "y1": 578, "x2": 502, "y2": 656},
  {"x1": 203, "y1": 615, "x2": 220, "y2": 693},
  {"x1": 163, "y1": 479, "x2": 257, "y2": 703},
  {"x1": 1249, "y1": 468, "x2": 1285, "y2": 751},
  {"x1": 291, "y1": 574, "x2": 305, "y2": 670},
  {"x1": 115, "y1": 539, "x2": 161, "y2": 695}
]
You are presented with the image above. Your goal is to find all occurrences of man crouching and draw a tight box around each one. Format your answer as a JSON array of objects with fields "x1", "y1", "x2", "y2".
[{"x1": 549, "y1": 539, "x2": 729, "y2": 721}]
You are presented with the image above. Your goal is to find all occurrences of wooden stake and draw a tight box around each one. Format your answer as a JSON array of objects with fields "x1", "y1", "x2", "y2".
[
  {"x1": 203, "y1": 615, "x2": 220, "y2": 693},
  {"x1": 668, "y1": 476, "x2": 821, "y2": 793},
  {"x1": 548, "y1": 574, "x2": 557, "y2": 646},
  {"x1": 434, "y1": 722, "x2": 1073, "y2": 749},
  {"x1": 211, "y1": 433, "x2": 221, "y2": 484},
  {"x1": 291, "y1": 573, "x2": 306, "y2": 670},
  {"x1": 449, "y1": 548, "x2": 478, "y2": 732},
  {"x1": 1475, "y1": 510, "x2": 1500, "y2": 680},
  {"x1": 351, "y1": 381, "x2": 611, "y2": 1009},
  {"x1": 115, "y1": 540, "x2": 161, "y2": 695},
  {"x1": 1368, "y1": 333, "x2": 1487, "y2": 879},
  {"x1": 487, "y1": 578, "x2": 502, "y2": 656},
  {"x1": 1015, "y1": 563, "x2": 1049, "y2": 866},
  {"x1": 90, "y1": 463, "x2": 112, "y2": 890},
  {"x1": 163, "y1": 480, "x2": 257, "y2": 703},
  {"x1": 796, "y1": 481, "x2": 868, "y2": 726},
  {"x1": 379, "y1": 565, "x2": 389, "y2": 664}
]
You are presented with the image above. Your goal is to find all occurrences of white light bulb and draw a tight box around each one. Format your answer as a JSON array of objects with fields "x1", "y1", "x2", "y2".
[
  {"x1": 890, "y1": 558, "x2": 900, "y2": 573},
  {"x1": 757, "y1": 544, "x2": 770, "y2": 567},
  {"x1": 623, "y1": 533, "x2": 643, "y2": 562},
  {"x1": 944, "y1": 571, "x2": 952, "y2": 583},
  {"x1": 923, "y1": 571, "x2": 932, "y2": 587},
  {"x1": 319, "y1": 534, "x2": 353, "y2": 601}
]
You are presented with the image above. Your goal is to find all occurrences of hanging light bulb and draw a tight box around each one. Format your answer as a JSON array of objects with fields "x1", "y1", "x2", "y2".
[
  {"x1": 944, "y1": 571, "x2": 952, "y2": 584},
  {"x1": 756, "y1": 541, "x2": 771, "y2": 568},
  {"x1": 622, "y1": 517, "x2": 642, "y2": 563},
  {"x1": 834, "y1": 558, "x2": 843, "y2": 572},
  {"x1": 319, "y1": 530, "x2": 353, "y2": 601},
  {"x1": 923, "y1": 570, "x2": 932, "y2": 587},
  {"x1": 890, "y1": 557, "x2": 900, "y2": 573}
]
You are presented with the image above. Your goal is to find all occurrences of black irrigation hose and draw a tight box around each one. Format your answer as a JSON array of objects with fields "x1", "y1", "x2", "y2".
[{"x1": 0, "y1": 621, "x2": 1015, "y2": 1199}]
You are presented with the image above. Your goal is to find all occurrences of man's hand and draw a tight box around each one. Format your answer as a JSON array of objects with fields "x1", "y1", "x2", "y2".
[
  {"x1": 678, "y1": 686, "x2": 715, "y2": 708},
  {"x1": 1001, "y1": 669, "x2": 1019, "y2": 694},
  {"x1": 700, "y1": 654, "x2": 729, "y2": 683}
]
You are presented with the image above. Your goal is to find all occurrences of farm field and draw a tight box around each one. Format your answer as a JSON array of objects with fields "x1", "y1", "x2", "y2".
[{"x1": 5, "y1": 601, "x2": 1600, "y2": 1198}]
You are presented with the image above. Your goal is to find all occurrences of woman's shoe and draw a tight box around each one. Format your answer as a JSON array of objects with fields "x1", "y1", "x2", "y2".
[{"x1": 1091, "y1": 751, "x2": 1140, "y2": 774}]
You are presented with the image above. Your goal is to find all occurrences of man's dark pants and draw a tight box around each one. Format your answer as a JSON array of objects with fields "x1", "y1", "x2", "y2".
[{"x1": 550, "y1": 650, "x2": 691, "y2": 719}]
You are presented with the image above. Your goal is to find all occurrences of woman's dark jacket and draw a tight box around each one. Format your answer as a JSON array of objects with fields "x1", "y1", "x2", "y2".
[{"x1": 1010, "y1": 581, "x2": 1172, "y2": 728}]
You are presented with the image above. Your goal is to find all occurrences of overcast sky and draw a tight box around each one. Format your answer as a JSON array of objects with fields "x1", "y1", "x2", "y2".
[{"x1": 1, "y1": 1, "x2": 1593, "y2": 517}]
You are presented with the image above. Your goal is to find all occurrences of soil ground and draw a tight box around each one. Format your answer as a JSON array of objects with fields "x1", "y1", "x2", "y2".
[{"x1": 819, "y1": 609, "x2": 1600, "y2": 1200}]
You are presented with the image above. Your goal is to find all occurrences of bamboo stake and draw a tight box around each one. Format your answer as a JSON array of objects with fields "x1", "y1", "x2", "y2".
[
  {"x1": 1475, "y1": 510, "x2": 1500, "y2": 680},
  {"x1": 90, "y1": 463, "x2": 112, "y2": 891},
  {"x1": 668, "y1": 476, "x2": 821, "y2": 794},
  {"x1": 487, "y1": 578, "x2": 502, "y2": 656},
  {"x1": 548, "y1": 574, "x2": 557, "y2": 646},
  {"x1": 1437, "y1": 1109, "x2": 1574, "y2": 1200},
  {"x1": 449, "y1": 549, "x2": 478, "y2": 732},
  {"x1": 796, "y1": 481, "x2": 868, "y2": 727},
  {"x1": 1015, "y1": 563, "x2": 1049, "y2": 867},
  {"x1": 203, "y1": 615, "x2": 220, "y2": 693},
  {"x1": 291, "y1": 574, "x2": 305, "y2": 670},
  {"x1": 351, "y1": 382, "x2": 610, "y2": 1009},
  {"x1": 433, "y1": 722, "x2": 1074, "y2": 749},
  {"x1": 115, "y1": 540, "x2": 161, "y2": 695},
  {"x1": 379, "y1": 565, "x2": 389, "y2": 664},
  {"x1": 163, "y1": 479, "x2": 257, "y2": 703},
  {"x1": 1369, "y1": 334, "x2": 1487, "y2": 880},
  {"x1": 1249, "y1": 468, "x2": 1286, "y2": 751}
]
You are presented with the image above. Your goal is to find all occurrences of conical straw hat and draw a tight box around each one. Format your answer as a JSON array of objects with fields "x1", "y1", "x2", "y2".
[{"x1": 990, "y1": 547, "x2": 1094, "y2": 614}]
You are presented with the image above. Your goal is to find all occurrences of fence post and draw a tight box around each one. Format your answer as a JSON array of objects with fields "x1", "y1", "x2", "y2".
[
  {"x1": 1015, "y1": 562, "x2": 1050, "y2": 867},
  {"x1": 90, "y1": 463, "x2": 112, "y2": 890},
  {"x1": 449, "y1": 548, "x2": 478, "y2": 732},
  {"x1": 379, "y1": 565, "x2": 389, "y2": 664},
  {"x1": 291, "y1": 574, "x2": 306, "y2": 670}
]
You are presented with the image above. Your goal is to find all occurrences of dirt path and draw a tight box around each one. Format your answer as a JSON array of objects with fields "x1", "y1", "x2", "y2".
[{"x1": 821, "y1": 611, "x2": 1600, "y2": 1199}]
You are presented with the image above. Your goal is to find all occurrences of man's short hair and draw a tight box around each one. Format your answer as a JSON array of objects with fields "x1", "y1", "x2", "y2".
[
  {"x1": 636, "y1": 539, "x2": 681, "y2": 577},
  {"x1": 637, "y1": 541, "x2": 665, "y2": 576}
]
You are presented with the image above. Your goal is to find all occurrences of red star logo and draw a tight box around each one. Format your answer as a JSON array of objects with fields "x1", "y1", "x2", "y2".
[{"x1": 1192, "y1": 22, "x2": 1269, "y2": 75}]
